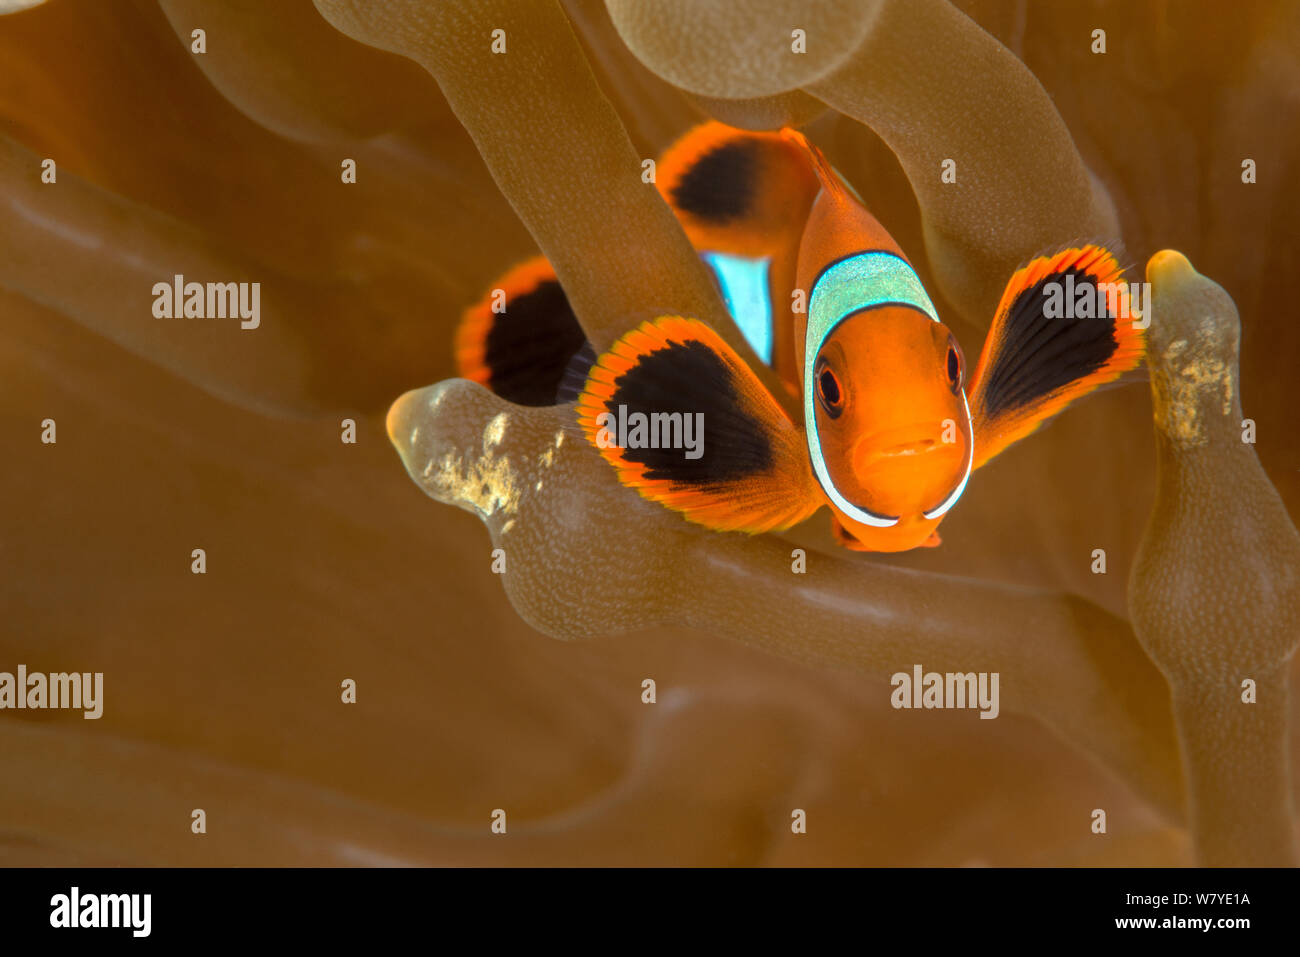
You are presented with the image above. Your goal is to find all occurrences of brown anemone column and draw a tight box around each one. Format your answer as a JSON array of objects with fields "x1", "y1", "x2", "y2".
[{"x1": 1130, "y1": 250, "x2": 1300, "y2": 866}]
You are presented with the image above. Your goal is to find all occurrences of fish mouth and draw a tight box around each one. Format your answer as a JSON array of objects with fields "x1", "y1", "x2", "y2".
[
  {"x1": 848, "y1": 426, "x2": 965, "y2": 515},
  {"x1": 876, "y1": 438, "x2": 937, "y2": 458},
  {"x1": 854, "y1": 426, "x2": 950, "y2": 471}
]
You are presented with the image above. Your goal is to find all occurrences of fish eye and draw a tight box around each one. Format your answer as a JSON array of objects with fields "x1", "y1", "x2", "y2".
[
  {"x1": 815, "y1": 357, "x2": 844, "y2": 418},
  {"x1": 946, "y1": 337, "x2": 964, "y2": 394}
]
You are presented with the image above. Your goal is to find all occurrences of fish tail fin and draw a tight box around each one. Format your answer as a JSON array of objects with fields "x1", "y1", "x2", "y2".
[
  {"x1": 455, "y1": 256, "x2": 591, "y2": 406},
  {"x1": 967, "y1": 244, "x2": 1146, "y2": 468},
  {"x1": 575, "y1": 315, "x2": 821, "y2": 534}
]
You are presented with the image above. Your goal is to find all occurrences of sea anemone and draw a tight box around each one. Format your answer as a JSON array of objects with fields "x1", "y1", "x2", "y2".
[{"x1": 2, "y1": 0, "x2": 1296, "y2": 866}]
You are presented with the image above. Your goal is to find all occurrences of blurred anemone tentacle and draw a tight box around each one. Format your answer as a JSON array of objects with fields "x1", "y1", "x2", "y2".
[
  {"x1": 605, "y1": 0, "x2": 1120, "y2": 327},
  {"x1": 604, "y1": 0, "x2": 882, "y2": 98},
  {"x1": 312, "y1": 0, "x2": 785, "y2": 406},
  {"x1": 311, "y1": 0, "x2": 1299, "y2": 864},
  {"x1": 385, "y1": 378, "x2": 1185, "y2": 824}
]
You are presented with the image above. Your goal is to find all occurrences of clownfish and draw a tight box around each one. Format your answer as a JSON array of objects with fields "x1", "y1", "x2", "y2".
[{"x1": 456, "y1": 123, "x2": 1144, "y2": 552}]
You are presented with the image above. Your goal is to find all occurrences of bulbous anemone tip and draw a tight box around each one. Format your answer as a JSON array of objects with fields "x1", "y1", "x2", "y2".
[
  {"x1": 384, "y1": 391, "x2": 410, "y2": 447},
  {"x1": 1146, "y1": 247, "x2": 1241, "y2": 356},
  {"x1": 1145, "y1": 248, "x2": 1197, "y2": 285},
  {"x1": 605, "y1": 0, "x2": 884, "y2": 99},
  {"x1": 385, "y1": 385, "x2": 423, "y2": 462},
  {"x1": 385, "y1": 380, "x2": 460, "y2": 480},
  {"x1": 385, "y1": 378, "x2": 525, "y2": 525}
]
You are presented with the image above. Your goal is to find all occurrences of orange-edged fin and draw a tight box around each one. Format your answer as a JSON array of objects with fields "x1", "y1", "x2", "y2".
[
  {"x1": 454, "y1": 256, "x2": 589, "y2": 407},
  {"x1": 777, "y1": 127, "x2": 857, "y2": 202},
  {"x1": 831, "y1": 517, "x2": 940, "y2": 551},
  {"x1": 830, "y1": 516, "x2": 872, "y2": 551},
  {"x1": 967, "y1": 244, "x2": 1145, "y2": 468},
  {"x1": 576, "y1": 316, "x2": 821, "y2": 534},
  {"x1": 657, "y1": 122, "x2": 821, "y2": 259}
]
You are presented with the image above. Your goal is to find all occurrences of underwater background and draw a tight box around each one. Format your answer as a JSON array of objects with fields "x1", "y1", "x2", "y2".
[{"x1": 1, "y1": 0, "x2": 1297, "y2": 865}]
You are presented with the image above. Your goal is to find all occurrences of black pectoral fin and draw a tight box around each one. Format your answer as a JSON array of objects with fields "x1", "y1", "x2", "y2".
[
  {"x1": 455, "y1": 256, "x2": 590, "y2": 407},
  {"x1": 967, "y1": 244, "x2": 1146, "y2": 468},
  {"x1": 575, "y1": 316, "x2": 820, "y2": 534},
  {"x1": 658, "y1": 122, "x2": 820, "y2": 258}
]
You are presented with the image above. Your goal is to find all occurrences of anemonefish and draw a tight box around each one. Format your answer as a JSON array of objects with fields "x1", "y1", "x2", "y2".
[{"x1": 455, "y1": 122, "x2": 1144, "y2": 552}]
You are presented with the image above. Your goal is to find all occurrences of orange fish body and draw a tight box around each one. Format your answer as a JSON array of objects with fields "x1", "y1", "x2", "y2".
[
  {"x1": 456, "y1": 122, "x2": 1144, "y2": 553},
  {"x1": 779, "y1": 131, "x2": 972, "y2": 551}
]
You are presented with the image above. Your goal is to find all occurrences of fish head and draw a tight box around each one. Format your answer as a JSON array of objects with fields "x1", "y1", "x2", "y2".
[{"x1": 810, "y1": 305, "x2": 973, "y2": 523}]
